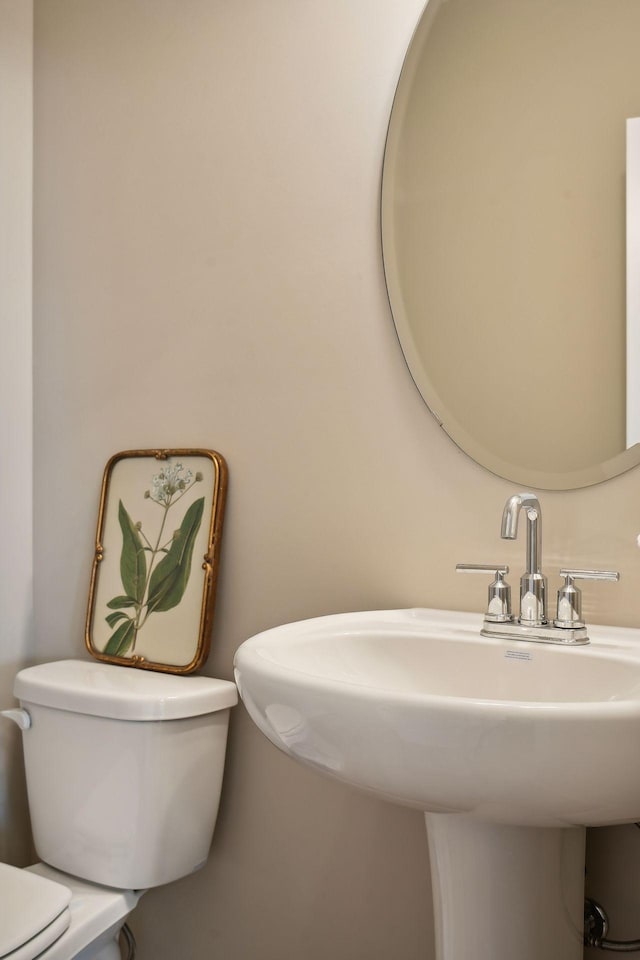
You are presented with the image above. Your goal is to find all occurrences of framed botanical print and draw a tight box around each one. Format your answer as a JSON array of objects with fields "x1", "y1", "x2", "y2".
[{"x1": 85, "y1": 449, "x2": 227, "y2": 674}]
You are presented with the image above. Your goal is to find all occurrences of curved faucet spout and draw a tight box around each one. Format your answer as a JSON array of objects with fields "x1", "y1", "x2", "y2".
[
  {"x1": 501, "y1": 492, "x2": 546, "y2": 624},
  {"x1": 501, "y1": 492, "x2": 542, "y2": 574}
]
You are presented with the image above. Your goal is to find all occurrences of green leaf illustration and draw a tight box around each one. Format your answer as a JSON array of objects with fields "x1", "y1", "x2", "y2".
[
  {"x1": 106, "y1": 595, "x2": 138, "y2": 609},
  {"x1": 103, "y1": 618, "x2": 135, "y2": 657},
  {"x1": 146, "y1": 497, "x2": 204, "y2": 615},
  {"x1": 118, "y1": 500, "x2": 147, "y2": 603},
  {"x1": 105, "y1": 610, "x2": 129, "y2": 628}
]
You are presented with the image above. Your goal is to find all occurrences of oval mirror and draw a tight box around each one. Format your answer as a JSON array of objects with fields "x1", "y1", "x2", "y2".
[{"x1": 382, "y1": 0, "x2": 640, "y2": 490}]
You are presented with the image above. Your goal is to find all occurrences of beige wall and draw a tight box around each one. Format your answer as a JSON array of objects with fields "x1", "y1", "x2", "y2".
[
  {"x1": 28, "y1": 1, "x2": 640, "y2": 958},
  {"x1": 0, "y1": 0, "x2": 33, "y2": 867}
]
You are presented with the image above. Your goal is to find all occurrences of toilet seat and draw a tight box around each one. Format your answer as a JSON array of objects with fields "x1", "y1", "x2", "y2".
[
  {"x1": 0, "y1": 863, "x2": 142, "y2": 960},
  {"x1": 3, "y1": 912, "x2": 71, "y2": 960},
  {"x1": 0, "y1": 863, "x2": 71, "y2": 960},
  {"x1": 24, "y1": 864, "x2": 142, "y2": 960}
]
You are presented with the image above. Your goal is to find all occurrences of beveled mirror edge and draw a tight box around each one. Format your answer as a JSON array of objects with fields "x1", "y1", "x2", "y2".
[{"x1": 380, "y1": 0, "x2": 640, "y2": 491}]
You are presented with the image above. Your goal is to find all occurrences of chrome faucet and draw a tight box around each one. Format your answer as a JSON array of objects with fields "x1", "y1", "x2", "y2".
[
  {"x1": 500, "y1": 492, "x2": 547, "y2": 625},
  {"x1": 456, "y1": 492, "x2": 620, "y2": 645}
]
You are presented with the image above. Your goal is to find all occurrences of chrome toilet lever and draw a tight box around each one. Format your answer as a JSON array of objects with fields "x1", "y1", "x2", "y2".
[{"x1": 0, "y1": 708, "x2": 31, "y2": 730}]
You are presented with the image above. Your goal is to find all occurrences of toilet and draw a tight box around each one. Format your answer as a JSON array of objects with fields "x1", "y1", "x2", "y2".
[{"x1": 1, "y1": 658, "x2": 237, "y2": 959}]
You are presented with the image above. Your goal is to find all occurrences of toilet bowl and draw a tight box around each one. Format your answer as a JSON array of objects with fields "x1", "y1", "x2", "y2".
[{"x1": 1, "y1": 659, "x2": 237, "y2": 959}]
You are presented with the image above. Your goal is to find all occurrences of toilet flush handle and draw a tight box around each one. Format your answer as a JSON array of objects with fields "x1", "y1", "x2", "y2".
[{"x1": 1, "y1": 708, "x2": 31, "y2": 730}]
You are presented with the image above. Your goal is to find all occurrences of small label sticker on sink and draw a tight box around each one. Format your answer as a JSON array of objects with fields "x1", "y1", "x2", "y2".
[{"x1": 505, "y1": 649, "x2": 532, "y2": 662}]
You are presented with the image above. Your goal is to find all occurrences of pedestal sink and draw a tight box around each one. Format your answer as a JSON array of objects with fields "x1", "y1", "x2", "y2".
[{"x1": 234, "y1": 608, "x2": 640, "y2": 960}]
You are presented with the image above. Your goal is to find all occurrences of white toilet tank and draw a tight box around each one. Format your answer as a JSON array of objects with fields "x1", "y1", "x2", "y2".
[{"x1": 13, "y1": 659, "x2": 237, "y2": 890}]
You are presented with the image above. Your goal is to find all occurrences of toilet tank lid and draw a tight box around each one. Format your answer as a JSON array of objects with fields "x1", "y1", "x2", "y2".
[{"x1": 13, "y1": 659, "x2": 238, "y2": 721}]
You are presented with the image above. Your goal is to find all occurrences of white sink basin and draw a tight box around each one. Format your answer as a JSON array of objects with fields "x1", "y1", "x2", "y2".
[
  {"x1": 234, "y1": 607, "x2": 640, "y2": 828},
  {"x1": 235, "y1": 608, "x2": 640, "y2": 960}
]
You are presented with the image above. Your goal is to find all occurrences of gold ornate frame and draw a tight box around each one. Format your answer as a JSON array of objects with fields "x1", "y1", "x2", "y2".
[{"x1": 85, "y1": 449, "x2": 227, "y2": 674}]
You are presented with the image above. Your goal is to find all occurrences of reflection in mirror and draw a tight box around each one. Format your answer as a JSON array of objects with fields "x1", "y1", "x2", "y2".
[{"x1": 382, "y1": 0, "x2": 640, "y2": 489}]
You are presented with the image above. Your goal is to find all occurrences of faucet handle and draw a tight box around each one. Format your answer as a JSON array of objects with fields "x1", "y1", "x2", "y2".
[
  {"x1": 554, "y1": 569, "x2": 620, "y2": 629},
  {"x1": 558, "y1": 568, "x2": 620, "y2": 582},
  {"x1": 456, "y1": 564, "x2": 514, "y2": 623}
]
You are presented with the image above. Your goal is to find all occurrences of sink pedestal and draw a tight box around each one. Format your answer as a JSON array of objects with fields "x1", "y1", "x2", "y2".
[{"x1": 425, "y1": 814, "x2": 585, "y2": 960}]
